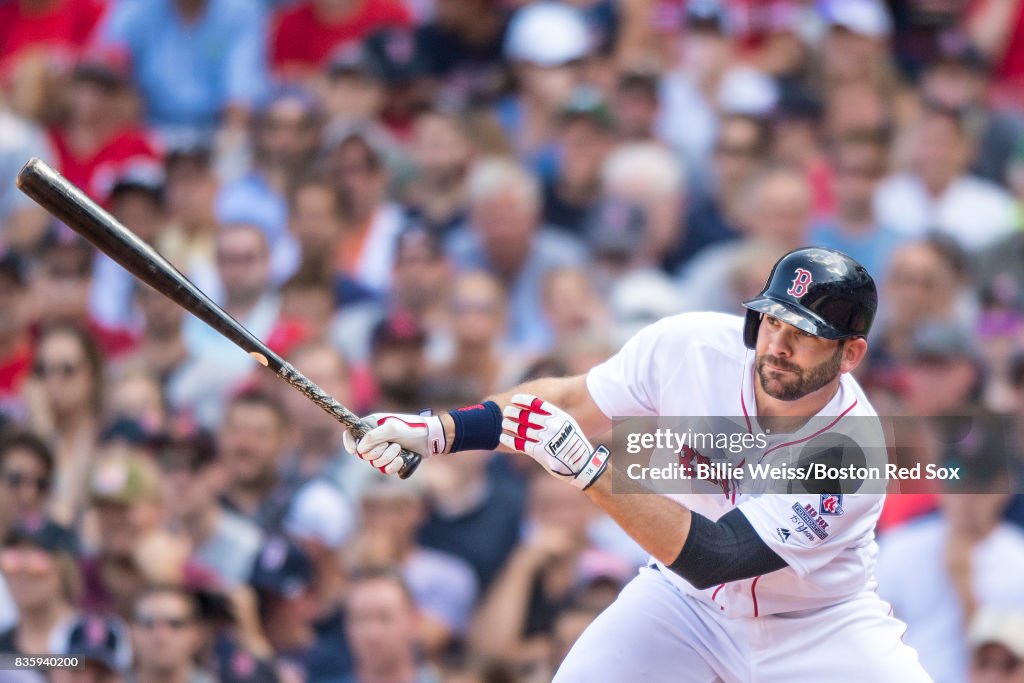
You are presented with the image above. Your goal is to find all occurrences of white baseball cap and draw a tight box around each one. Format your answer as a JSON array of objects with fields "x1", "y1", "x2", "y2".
[
  {"x1": 969, "y1": 609, "x2": 1024, "y2": 659},
  {"x1": 504, "y1": 2, "x2": 591, "y2": 67},
  {"x1": 717, "y1": 67, "x2": 779, "y2": 116},
  {"x1": 821, "y1": 0, "x2": 892, "y2": 38}
]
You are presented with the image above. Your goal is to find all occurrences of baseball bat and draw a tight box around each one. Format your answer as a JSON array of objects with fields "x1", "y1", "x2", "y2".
[{"x1": 16, "y1": 157, "x2": 420, "y2": 478}]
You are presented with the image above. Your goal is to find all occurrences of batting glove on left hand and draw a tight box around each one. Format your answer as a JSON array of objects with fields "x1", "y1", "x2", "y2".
[
  {"x1": 342, "y1": 411, "x2": 446, "y2": 474},
  {"x1": 500, "y1": 394, "x2": 610, "y2": 490}
]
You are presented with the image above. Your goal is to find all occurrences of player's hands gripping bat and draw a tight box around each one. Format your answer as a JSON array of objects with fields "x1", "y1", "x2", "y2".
[
  {"x1": 15, "y1": 157, "x2": 421, "y2": 479},
  {"x1": 501, "y1": 394, "x2": 609, "y2": 490},
  {"x1": 343, "y1": 411, "x2": 447, "y2": 474}
]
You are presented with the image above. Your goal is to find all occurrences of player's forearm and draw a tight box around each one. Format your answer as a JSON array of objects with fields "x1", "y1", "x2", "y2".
[
  {"x1": 584, "y1": 463, "x2": 692, "y2": 566},
  {"x1": 440, "y1": 374, "x2": 610, "y2": 453}
]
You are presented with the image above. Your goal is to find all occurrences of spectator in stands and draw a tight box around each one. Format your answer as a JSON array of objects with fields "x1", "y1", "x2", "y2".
[
  {"x1": 174, "y1": 223, "x2": 282, "y2": 427},
  {"x1": 541, "y1": 87, "x2": 616, "y2": 236},
  {"x1": 368, "y1": 315, "x2": 429, "y2": 415},
  {"x1": 818, "y1": 0, "x2": 895, "y2": 88},
  {"x1": 157, "y1": 147, "x2": 221, "y2": 300},
  {"x1": 0, "y1": 252, "x2": 32, "y2": 419},
  {"x1": 30, "y1": 242, "x2": 137, "y2": 357},
  {"x1": 129, "y1": 585, "x2": 217, "y2": 683},
  {"x1": 351, "y1": 474, "x2": 478, "y2": 656},
  {"x1": 90, "y1": 166, "x2": 170, "y2": 331},
  {"x1": 287, "y1": 174, "x2": 342, "y2": 279},
  {"x1": 0, "y1": 0, "x2": 106, "y2": 95},
  {"x1": 470, "y1": 474, "x2": 616, "y2": 671},
  {"x1": 24, "y1": 322, "x2": 106, "y2": 526},
  {"x1": 874, "y1": 103, "x2": 1016, "y2": 251},
  {"x1": 418, "y1": 449, "x2": 525, "y2": 592},
  {"x1": 49, "y1": 53, "x2": 162, "y2": 208},
  {"x1": 0, "y1": 519, "x2": 80, "y2": 655},
  {"x1": 98, "y1": 0, "x2": 269, "y2": 142},
  {"x1": 656, "y1": 1, "x2": 736, "y2": 183},
  {"x1": 429, "y1": 270, "x2": 513, "y2": 401},
  {"x1": 499, "y1": 2, "x2": 592, "y2": 175},
  {"x1": 613, "y1": 70, "x2": 660, "y2": 143},
  {"x1": 270, "y1": 0, "x2": 412, "y2": 81},
  {"x1": 810, "y1": 128, "x2": 904, "y2": 279},
  {"x1": 678, "y1": 163, "x2": 811, "y2": 312},
  {"x1": 325, "y1": 125, "x2": 406, "y2": 296},
  {"x1": 415, "y1": 0, "x2": 506, "y2": 107},
  {"x1": 0, "y1": 105, "x2": 53, "y2": 253},
  {"x1": 870, "y1": 236, "x2": 971, "y2": 368},
  {"x1": 157, "y1": 432, "x2": 263, "y2": 588},
  {"x1": 248, "y1": 535, "x2": 323, "y2": 679},
  {"x1": 402, "y1": 108, "x2": 474, "y2": 236},
  {"x1": 128, "y1": 283, "x2": 188, "y2": 393},
  {"x1": 968, "y1": 609, "x2": 1024, "y2": 683},
  {"x1": 279, "y1": 272, "x2": 338, "y2": 345},
  {"x1": 79, "y1": 449, "x2": 167, "y2": 619},
  {"x1": 668, "y1": 113, "x2": 769, "y2": 268},
  {"x1": 320, "y1": 44, "x2": 385, "y2": 129},
  {"x1": 0, "y1": 433, "x2": 53, "y2": 541},
  {"x1": 447, "y1": 157, "x2": 586, "y2": 353},
  {"x1": 600, "y1": 142, "x2": 685, "y2": 273},
  {"x1": 901, "y1": 322, "x2": 985, "y2": 417},
  {"x1": 52, "y1": 613, "x2": 132, "y2": 683},
  {"x1": 540, "y1": 267, "x2": 608, "y2": 363},
  {"x1": 105, "y1": 367, "x2": 168, "y2": 437},
  {"x1": 331, "y1": 567, "x2": 440, "y2": 683},
  {"x1": 217, "y1": 87, "x2": 320, "y2": 283},
  {"x1": 219, "y1": 390, "x2": 353, "y2": 547},
  {"x1": 333, "y1": 226, "x2": 450, "y2": 367},
  {"x1": 921, "y1": 37, "x2": 1024, "y2": 189},
  {"x1": 877, "y1": 487, "x2": 1024, "y2": 683}
]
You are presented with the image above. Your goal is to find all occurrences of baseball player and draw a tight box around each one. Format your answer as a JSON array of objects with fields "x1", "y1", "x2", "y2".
[{"x1": 345, "y1": 247, "x2": 933, "y2": 682}]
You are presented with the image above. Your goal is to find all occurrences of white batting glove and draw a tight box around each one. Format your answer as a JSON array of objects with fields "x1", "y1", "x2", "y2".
[
  {"x1": 499, "y1": 394, "x2": 610, "y2": 490},
  {"x1": 342, "y1": 411, "x2": 446, "y2": 474}
]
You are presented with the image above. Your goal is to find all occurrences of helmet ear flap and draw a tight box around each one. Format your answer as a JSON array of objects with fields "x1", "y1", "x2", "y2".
[{"x1": 743, "y1": 310, "x2": 761, "y2": 350}]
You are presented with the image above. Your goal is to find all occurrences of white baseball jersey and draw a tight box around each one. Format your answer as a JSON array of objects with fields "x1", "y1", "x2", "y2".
[{"x1": 586, "y1": 311, "x2": 886, "y2": 617}]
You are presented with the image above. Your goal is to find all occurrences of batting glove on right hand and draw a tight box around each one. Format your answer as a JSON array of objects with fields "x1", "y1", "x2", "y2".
[{"x1": 500, "y1": 394, "x2": 609, "y2": 490}]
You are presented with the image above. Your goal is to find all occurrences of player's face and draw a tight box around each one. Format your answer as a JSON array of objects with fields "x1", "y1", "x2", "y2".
[{"x1": 755, "y1": 316, "x2": 846, "y2": 401}]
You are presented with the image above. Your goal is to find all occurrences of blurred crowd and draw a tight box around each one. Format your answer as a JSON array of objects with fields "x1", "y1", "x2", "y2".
[{"x1": 1, "y1": 0, "x2": 1024, "y2": 681}]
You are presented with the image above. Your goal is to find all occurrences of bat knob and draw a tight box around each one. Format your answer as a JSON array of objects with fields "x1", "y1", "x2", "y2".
[{"x1": 397, "y1": 450, "x2": 422, "y2": 479}]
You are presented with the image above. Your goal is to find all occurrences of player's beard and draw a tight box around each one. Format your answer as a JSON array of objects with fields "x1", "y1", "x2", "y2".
[{"x1": 756, "y1": 343, "x2": 844, "y2": 401}]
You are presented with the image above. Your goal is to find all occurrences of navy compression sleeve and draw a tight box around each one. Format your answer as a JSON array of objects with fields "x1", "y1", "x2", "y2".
[{"x1": 668, "y1": 508, "x2": 787, "y2": 590}]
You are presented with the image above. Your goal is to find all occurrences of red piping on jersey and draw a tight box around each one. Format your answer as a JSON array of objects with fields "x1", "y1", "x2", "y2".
[
  {"x1": 750, "y1": 575, "x2": 761, "y2": 617},
  {"x1": 757, "y1": 400, "x2": 859, "y2": 464},
  {"x1": 711, "y1": 583, "x2": 725, "y2": 602},
  {"x1": 740, "y1": 389, "x2": 752, "y2": 434}
]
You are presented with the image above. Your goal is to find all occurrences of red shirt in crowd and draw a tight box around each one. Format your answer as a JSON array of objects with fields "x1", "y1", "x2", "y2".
[
  {"x1": 270, "y1": 0, "x2": 411, "y2": 77},
  {"x1": 49, "y1": 127, "x2": 162, "y2": 206},
  {"x1": 0, "y1": 0, "x2": 107, "y2": 79}
]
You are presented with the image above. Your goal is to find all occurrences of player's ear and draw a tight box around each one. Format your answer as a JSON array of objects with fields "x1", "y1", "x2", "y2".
[{"x1": 839, "y1": 337, "x2": 868, "y2": 375}]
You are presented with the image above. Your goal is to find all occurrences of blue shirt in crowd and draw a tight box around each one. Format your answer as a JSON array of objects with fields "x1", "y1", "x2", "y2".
[{"x1": 99, "y1": 0, "x2": 269, "y2": 137}]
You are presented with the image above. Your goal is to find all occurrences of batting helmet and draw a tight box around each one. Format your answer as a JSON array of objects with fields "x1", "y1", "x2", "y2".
[{"x1": 742, "y1": 247, "x2": 877, "y2": 350}]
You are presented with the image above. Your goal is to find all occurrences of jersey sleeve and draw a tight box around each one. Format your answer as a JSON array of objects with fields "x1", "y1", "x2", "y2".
[
  {"x1": 737, "y1": 493, "x2": 883, "y2": 578},
  {"x1": 586, "y1": 316, "x2": 675, "y2": 418}
]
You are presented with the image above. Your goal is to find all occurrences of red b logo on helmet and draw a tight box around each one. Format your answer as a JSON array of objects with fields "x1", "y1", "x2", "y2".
[{"x1": 787, "y1": 268, "x2": 813, "y2": 297}]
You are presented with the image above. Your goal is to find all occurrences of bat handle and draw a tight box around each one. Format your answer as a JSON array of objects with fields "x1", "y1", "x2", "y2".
[{"x1": 277, "y1": 363, "x2": 421, "y2": 479}]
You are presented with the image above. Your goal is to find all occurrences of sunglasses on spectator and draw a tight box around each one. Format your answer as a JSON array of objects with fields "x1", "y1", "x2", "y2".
[
  {"x1": 134, "y1": 614, "x2": 194, "y2": 630},
  {"x1": 33, "y1": 360, "x2": 85, "y2": 380},
  {"x1": 2, "y1": 470, "x2": 50, "y2": 494},
  {"x1": 0, "y1": 548, "x2": 55, "y2": 575}
]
